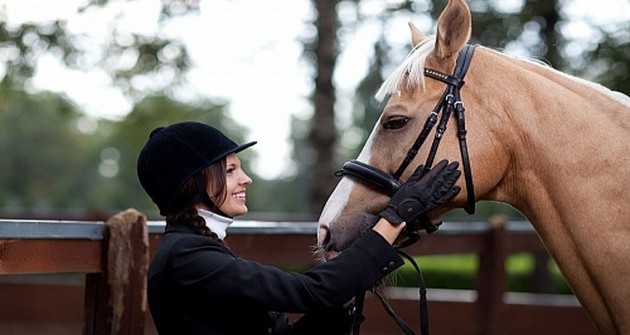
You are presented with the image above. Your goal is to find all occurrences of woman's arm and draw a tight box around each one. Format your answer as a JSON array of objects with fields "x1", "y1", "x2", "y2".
[{"x1": 163, "y1": 230, "x2": 403, "y2": 313}]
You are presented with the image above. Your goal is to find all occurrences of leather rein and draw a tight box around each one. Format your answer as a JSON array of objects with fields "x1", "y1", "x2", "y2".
[{"x1": 337, "y1": 44, "x2": 477, "y2": 335}]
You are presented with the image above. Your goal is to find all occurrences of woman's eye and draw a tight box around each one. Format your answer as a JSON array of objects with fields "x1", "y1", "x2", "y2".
[{"x1": 383, "y1": 116, "x2": 410, "y2": 130}]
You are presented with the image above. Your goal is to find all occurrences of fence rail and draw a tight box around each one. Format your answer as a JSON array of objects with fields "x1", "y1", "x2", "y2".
[{"x1": 0, "y1": 209, "x2": 597, "y2": 335}]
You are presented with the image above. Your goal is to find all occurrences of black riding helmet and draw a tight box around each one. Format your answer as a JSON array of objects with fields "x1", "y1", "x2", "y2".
[{"x1": 137, "y1": 121, "x2": 256, "y2": 215}]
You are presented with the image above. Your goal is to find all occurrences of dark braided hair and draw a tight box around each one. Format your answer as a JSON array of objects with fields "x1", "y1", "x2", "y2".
[{"x1": 165, "y1": 159, "x2": 228, "y2": 241}]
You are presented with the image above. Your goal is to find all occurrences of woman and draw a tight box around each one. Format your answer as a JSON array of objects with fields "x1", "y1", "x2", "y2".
[{"x1": 137, "y1": 121, "x2": 461, "y2": 335}]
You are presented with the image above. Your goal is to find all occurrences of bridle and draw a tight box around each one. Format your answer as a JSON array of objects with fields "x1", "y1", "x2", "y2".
[
  {"x1": 337, "y1": 44, "x2": 477, "y2": 335},
  {"x1": 337, "y1": 44, "x2": 477, "y2": 239}
]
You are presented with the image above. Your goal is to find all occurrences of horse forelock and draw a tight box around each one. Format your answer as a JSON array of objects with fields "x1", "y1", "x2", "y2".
[{"x1": 375, "y1": 36, "x2": 436, "y2": 102}]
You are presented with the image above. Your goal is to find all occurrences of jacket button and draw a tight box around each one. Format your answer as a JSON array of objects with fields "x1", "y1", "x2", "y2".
[{"x1": 388, "y1": 261, "x2": 396, "y2": 268}]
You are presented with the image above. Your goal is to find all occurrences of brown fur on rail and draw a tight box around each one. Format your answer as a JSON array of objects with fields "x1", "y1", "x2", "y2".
[{"x1": 106, "y1": 208, "x2": 149, "y2": 333}]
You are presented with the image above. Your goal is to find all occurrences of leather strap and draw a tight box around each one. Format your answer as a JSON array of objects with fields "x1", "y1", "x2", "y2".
[
  {"x1": 351, "y1": 250, "x2": 430, "y2": 335},
  {"x1": 393, "y1": 44, "x2": 477, "y2": 214},
  {"x1": 337, "y1": 160, "x2": 402, "y2": 196}
]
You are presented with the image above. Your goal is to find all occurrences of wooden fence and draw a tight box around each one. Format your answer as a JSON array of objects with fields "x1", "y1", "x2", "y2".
[{"x1": 0, "y1": 209, "x2": 597, "y2": 335}]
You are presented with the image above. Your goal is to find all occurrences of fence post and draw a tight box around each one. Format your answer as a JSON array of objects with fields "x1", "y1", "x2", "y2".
[
  {"x1": 83, "y1": 209, "x2": 149, "y2": 335},
  {"x1": 475, "y1": 215, "x2": 508, "y2": 335}
]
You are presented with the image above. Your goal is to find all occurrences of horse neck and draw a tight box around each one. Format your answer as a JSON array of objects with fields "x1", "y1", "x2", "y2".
[
  {"x1": 475, "y1": 49, "x2": 630, "y2": 224},
  {"x1": 472, "y1": 48, "x2": 630, "y2": 334}
]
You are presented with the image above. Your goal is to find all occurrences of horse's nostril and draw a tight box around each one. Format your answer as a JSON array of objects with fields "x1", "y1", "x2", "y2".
[
  {"x1": 322, "y1": 231, "x2": 334, "y2": 252},
  {"x1": 318, "y1": 225, "x2": 337, "y2": 253}
]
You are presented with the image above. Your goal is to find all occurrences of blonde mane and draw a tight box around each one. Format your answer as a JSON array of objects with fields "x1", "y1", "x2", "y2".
[{"x1": 375, "y1": 36, "x2": 436, "y2": 102}]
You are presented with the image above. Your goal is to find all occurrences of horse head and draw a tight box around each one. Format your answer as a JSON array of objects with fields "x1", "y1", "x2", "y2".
[{"x1": 317, "y1": 0, "x2": 511, "y2": 256}]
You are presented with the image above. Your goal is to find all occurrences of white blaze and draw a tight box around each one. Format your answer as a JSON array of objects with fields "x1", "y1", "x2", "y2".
[{"x1": 317, "y1": 119, "x2": 380, "y2": 244}]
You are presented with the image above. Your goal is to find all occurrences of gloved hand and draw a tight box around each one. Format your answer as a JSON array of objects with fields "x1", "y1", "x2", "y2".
[{"x1": 380, "y1": 160, "x2": 461, "y2": 225}]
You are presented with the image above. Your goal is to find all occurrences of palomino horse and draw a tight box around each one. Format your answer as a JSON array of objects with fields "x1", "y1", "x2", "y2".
[{"x1": 316, "y1": 0, "x2": 630, "y2": 334}]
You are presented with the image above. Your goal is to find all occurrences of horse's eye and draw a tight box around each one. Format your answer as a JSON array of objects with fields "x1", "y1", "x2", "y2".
[{"x1": 383, "y1": 116, "x2": 410, "y2": 130}]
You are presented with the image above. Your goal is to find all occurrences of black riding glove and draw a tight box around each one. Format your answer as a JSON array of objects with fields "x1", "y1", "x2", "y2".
[{"x1": 380, "y1": 160, "x2": 462, "y2": 225}]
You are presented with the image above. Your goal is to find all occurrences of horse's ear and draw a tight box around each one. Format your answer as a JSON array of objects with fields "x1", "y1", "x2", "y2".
[
  {"x1": 434, "y1": 0, "x2": 472, "y2": 59},
  {"x1": 409, "y1": 22, "x2": 427, "y2": 47}
]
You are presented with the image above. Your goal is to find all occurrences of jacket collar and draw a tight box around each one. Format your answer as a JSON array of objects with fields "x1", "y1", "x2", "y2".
[{"x1": 164, "y1": 223, "x2": 196, "y2": 235}]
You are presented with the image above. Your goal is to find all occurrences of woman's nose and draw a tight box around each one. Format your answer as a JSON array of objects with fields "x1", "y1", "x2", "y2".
[{"x1": 241, "y1": 171, "x2": 253, "y2": 185}]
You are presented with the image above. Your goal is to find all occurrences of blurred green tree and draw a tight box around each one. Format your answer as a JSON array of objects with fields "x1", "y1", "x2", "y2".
[
  {"x1": 0, "y1": 82, "x2": 103, "y2": 211},
  {"x1": 0, "y1": 0, "x2": 194, "y2": 95}
]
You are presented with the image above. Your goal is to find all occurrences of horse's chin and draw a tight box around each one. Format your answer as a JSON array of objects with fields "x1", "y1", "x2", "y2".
[
  {"x1": 317, "y1": 213, "x2": 380, "y2": 261},
  {"x1": 312, "y1": 243, "x2": 344, "y2": 264}
]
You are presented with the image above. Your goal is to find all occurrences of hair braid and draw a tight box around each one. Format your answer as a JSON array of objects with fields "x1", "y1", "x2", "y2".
[
  {"x1": 166, "y1": 206, "x2": 222, "y2": 241},
  {"x1": 165, "y1": 160, "x2": 228, "y2": 243}
]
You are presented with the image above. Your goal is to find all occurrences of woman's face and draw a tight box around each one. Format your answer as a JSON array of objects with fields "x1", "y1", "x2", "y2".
[{"x1": 212, "y1": 153, "x2": 252, "y2": 217}]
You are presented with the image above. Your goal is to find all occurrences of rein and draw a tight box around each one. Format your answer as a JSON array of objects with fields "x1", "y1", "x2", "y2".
[
  {"x1": 342, "y1": 45, "x2": 477, "y2": 335},
  {"x1": 352, "y1": 249, "x2": 428, "y2": 335}
]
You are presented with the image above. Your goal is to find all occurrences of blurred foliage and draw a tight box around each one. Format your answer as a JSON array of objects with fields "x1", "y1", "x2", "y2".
[
  {"x1": 0, "y1": 82, "x2": 104, "y2": 209},
  {"x1": 0, "y1": 0, "x2": 193, "y2": 96}
]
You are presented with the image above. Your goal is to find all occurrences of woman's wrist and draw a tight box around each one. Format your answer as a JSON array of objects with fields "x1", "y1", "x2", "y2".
[{"x1": 372, "y1": 217, "x2": 406, "y2": 245}]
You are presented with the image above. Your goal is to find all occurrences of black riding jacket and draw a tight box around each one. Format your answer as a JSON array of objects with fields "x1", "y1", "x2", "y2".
[{"x1": 148, "y1": 224, "x2": 403, "y2": 335}]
